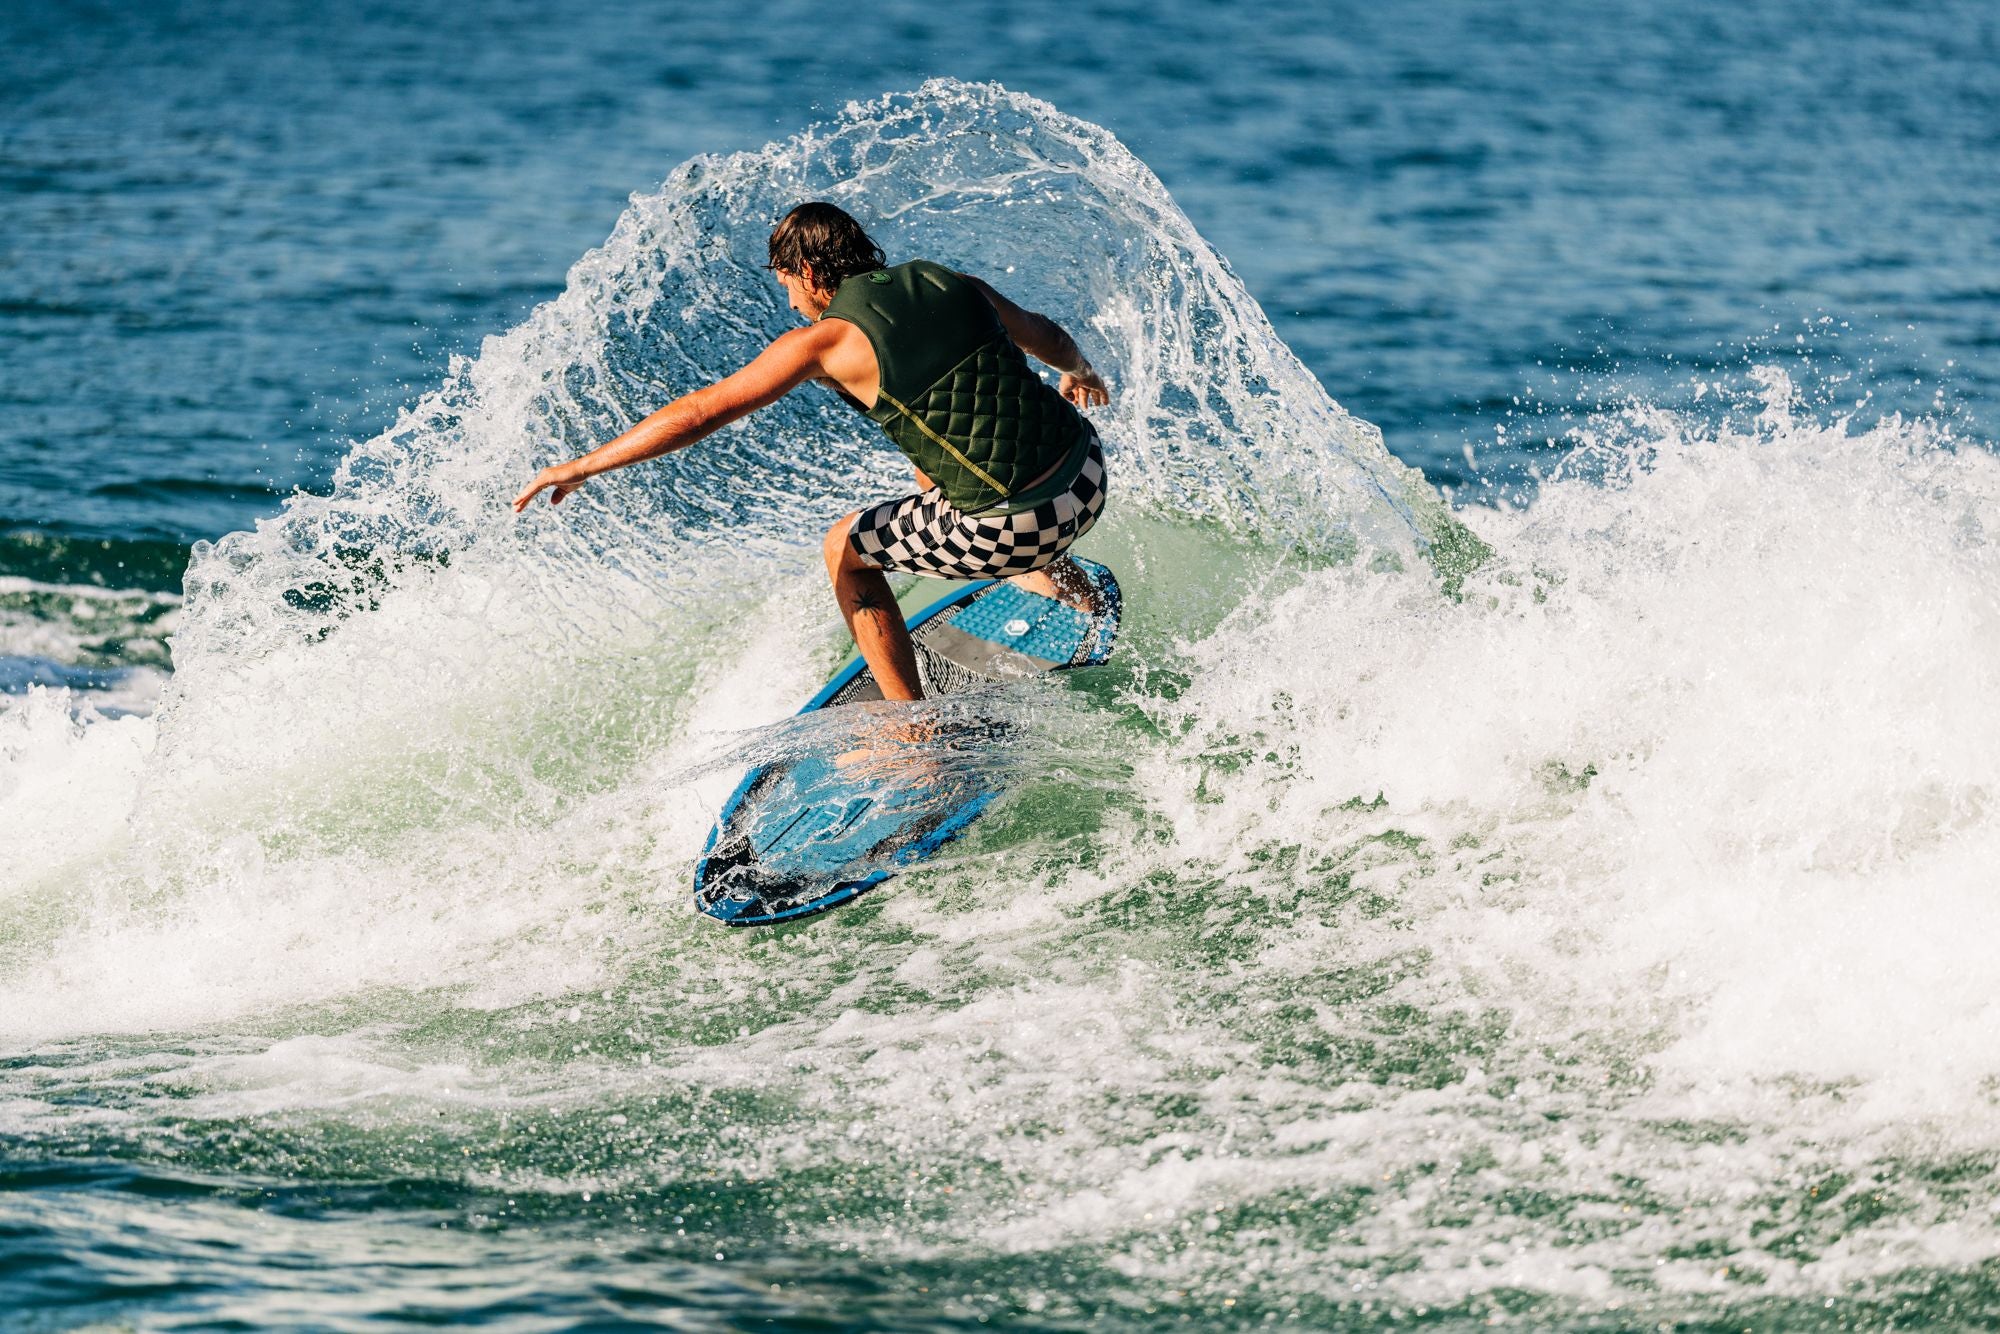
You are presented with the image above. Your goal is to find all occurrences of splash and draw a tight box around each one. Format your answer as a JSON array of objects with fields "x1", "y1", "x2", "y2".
[
  {"x1": 1094, "y1": 375, "x2": 2000, "y2": 1304},
  {"x1": 0, "y1": 80, "x2": 1444, "y2": 1037}
]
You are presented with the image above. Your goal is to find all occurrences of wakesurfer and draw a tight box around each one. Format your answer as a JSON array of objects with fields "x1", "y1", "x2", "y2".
[{"x1": 510, "y1": 202, "x2": 1111, "y2": 702}]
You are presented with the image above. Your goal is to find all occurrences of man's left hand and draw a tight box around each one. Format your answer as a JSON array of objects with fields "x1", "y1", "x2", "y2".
[
  {"x1": 1060, "y1": 366, "x2": 1110, "y2": 410},
  {"x1": 512, "y1": 467, "x2": 588, "y2": 513}
]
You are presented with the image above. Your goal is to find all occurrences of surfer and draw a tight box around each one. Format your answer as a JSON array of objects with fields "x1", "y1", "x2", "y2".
[{"x1": 511, "y1": 201, "x2": 1110, "y2": 702}]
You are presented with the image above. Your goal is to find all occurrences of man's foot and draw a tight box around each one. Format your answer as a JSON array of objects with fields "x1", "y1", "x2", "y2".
[
  {"x1": 833, "y1": 713, "x2": 943, "y2": 780},
  {"x1": 1006, "y1": 557, "x2": 1100, "y2": 617}
]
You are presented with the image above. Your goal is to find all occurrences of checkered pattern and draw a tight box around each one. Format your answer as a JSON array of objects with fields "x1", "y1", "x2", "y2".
[{"x1": 849, "y1": 437, "x2": 1107, "y2": 580}]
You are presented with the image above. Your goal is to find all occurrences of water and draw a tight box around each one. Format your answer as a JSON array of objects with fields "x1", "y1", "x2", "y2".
[{"x1": 4, "y1": 2, "x2": 1999, "y2": 1328}]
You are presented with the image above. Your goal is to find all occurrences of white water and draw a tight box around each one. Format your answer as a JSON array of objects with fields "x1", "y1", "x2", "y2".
[
  {"x1": 0, "y1": 79, "x2": 1437, "y2": 1036},
  {"x1": 3, "y1": 82, "x2": 1999, "y2": 1318}
]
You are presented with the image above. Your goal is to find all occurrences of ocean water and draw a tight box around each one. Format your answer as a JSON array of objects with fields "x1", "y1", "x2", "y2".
[{"x1": 4, "y1": 2, "x2": 1999, "y2": 1329}]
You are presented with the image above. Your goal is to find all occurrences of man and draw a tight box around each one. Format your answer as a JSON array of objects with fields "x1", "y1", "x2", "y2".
[{"x1": 513, "y1": 202, "x2": 1111, "y2": 702}]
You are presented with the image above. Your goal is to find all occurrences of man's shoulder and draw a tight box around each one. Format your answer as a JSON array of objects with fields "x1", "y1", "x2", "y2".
[
  {"x1": 763, "y1": 321, "x2": 858, "y2": 368},
  {"x1": 789, "y1": 316, "x2": 871, "y2": 364}
]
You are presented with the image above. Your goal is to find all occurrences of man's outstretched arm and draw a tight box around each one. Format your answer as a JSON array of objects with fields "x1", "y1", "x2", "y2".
[
  {"x1": 512, "y1": 323, "x2": 836, "y2": 511},
  {"x1": 958, "y1": 274, "x2": 1110, "y2": 410}
]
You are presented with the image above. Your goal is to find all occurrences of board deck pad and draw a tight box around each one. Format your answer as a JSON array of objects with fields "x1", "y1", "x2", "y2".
[{"x1": 694, "y1": 558, "x2": 1121, "y2": 926}]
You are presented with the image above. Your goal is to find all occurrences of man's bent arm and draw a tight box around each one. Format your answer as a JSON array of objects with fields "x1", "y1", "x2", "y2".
[
  {"x1": 958, "y1": 274, "x2": 1109, "y2": 410},
  {"x1": 959, "y1": 274, "x2": 1090, "y2": 373},
  {"x1": 512, "y1": 325, "x2": 834, "y2": 511}
]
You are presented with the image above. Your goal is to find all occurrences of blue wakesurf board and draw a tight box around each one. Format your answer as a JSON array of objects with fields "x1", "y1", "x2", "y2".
[{"x1": 693, "y1": 557, "x2": 1121, "y2": 926}]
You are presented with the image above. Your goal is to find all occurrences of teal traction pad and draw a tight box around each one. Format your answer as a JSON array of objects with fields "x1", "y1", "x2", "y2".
[
  {"x1": 950, "y1": 582, "x2": 1090, "y2": 663},
  {"x1": 693, "y1": 558, "x2": 1120, "y2": 926}
]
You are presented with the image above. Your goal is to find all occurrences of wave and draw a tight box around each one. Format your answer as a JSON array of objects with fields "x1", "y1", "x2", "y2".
[{"x1": 0, "y1": 79, "x2": 1452, "y2": 1031}]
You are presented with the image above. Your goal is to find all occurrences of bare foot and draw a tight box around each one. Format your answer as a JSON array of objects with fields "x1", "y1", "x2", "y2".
[
  {"x1": 1007, "y1": 558, "x2": 1099, "y2": 616},
  {"x1": 834, "y1": 715, "x2": 942, "y2": 780}
]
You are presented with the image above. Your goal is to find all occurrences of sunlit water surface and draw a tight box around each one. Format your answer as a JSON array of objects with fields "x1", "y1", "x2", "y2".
[{"x1": 4, "y1": 4, "x2": 2000, "y2": 1330}]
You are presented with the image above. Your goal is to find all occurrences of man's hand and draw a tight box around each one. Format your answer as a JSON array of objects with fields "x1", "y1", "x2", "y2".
[
  {"x1": 512, "y1": 466, "x2": 587, "y2": 513},
  {"x1": 1060, "y1": 365, "x2": 1110, "y2": 410}
]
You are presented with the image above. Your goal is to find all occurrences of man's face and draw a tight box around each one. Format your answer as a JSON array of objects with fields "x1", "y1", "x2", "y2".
[{"x1": 775, "y1": 268, "x2": 830, "y2": 320}]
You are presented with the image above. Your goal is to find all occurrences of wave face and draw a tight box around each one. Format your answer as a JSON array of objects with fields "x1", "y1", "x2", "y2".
[{"x1": 5, "y1": 82, "x2": 2000, "y2": 1329}]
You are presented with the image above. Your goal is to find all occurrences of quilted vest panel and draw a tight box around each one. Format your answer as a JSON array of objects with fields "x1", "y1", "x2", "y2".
[{"x1": 822, "y1": 260, "x2": 1090, "y2": 515}]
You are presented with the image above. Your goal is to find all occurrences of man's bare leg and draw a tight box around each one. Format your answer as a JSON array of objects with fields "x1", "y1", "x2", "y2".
[
  {"x1": 824, "y1": 512, "x2": 923, "y2": 701},
  {"x1": 1006, "y1": 555, "x2": 1098, "y2": 615}
]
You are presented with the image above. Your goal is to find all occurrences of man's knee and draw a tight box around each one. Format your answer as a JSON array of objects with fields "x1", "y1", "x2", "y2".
[{"x1": 823, "y1": 511, "x2": 861, "y2": 577}]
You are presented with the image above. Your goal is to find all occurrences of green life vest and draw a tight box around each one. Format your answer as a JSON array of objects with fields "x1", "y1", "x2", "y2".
[{"x1": 821, "y1": 260, "x2": 1092, "y2": 516}]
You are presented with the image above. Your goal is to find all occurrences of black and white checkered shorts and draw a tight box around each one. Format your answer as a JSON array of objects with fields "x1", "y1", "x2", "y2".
[{"x1": 848, "y1": 437, "x2": 1107, "y2": 580}]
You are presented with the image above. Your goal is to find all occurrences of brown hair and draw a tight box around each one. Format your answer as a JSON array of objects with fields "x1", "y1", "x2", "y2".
[{"x1": 766, "y1": 202, "x2": 887, "y2": 294}]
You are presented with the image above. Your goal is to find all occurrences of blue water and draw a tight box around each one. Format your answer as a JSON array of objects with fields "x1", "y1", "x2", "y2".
[
  {"x1": 5, "y1": 1, "x2": 2000, "y2": 1328},
  {"x1": 7, "y1": 0, "x2": 1993, "y2": 548}
]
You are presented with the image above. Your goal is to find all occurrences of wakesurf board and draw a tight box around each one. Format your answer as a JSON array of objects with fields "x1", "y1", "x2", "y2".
[{"x1": 693, "y1": 557, "x2": 1121, "y2": 926}]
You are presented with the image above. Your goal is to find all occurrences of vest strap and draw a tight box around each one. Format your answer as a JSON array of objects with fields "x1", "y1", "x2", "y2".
[{"x1": 873, "y1": 386, "x2": 1011, "y2": 503}]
